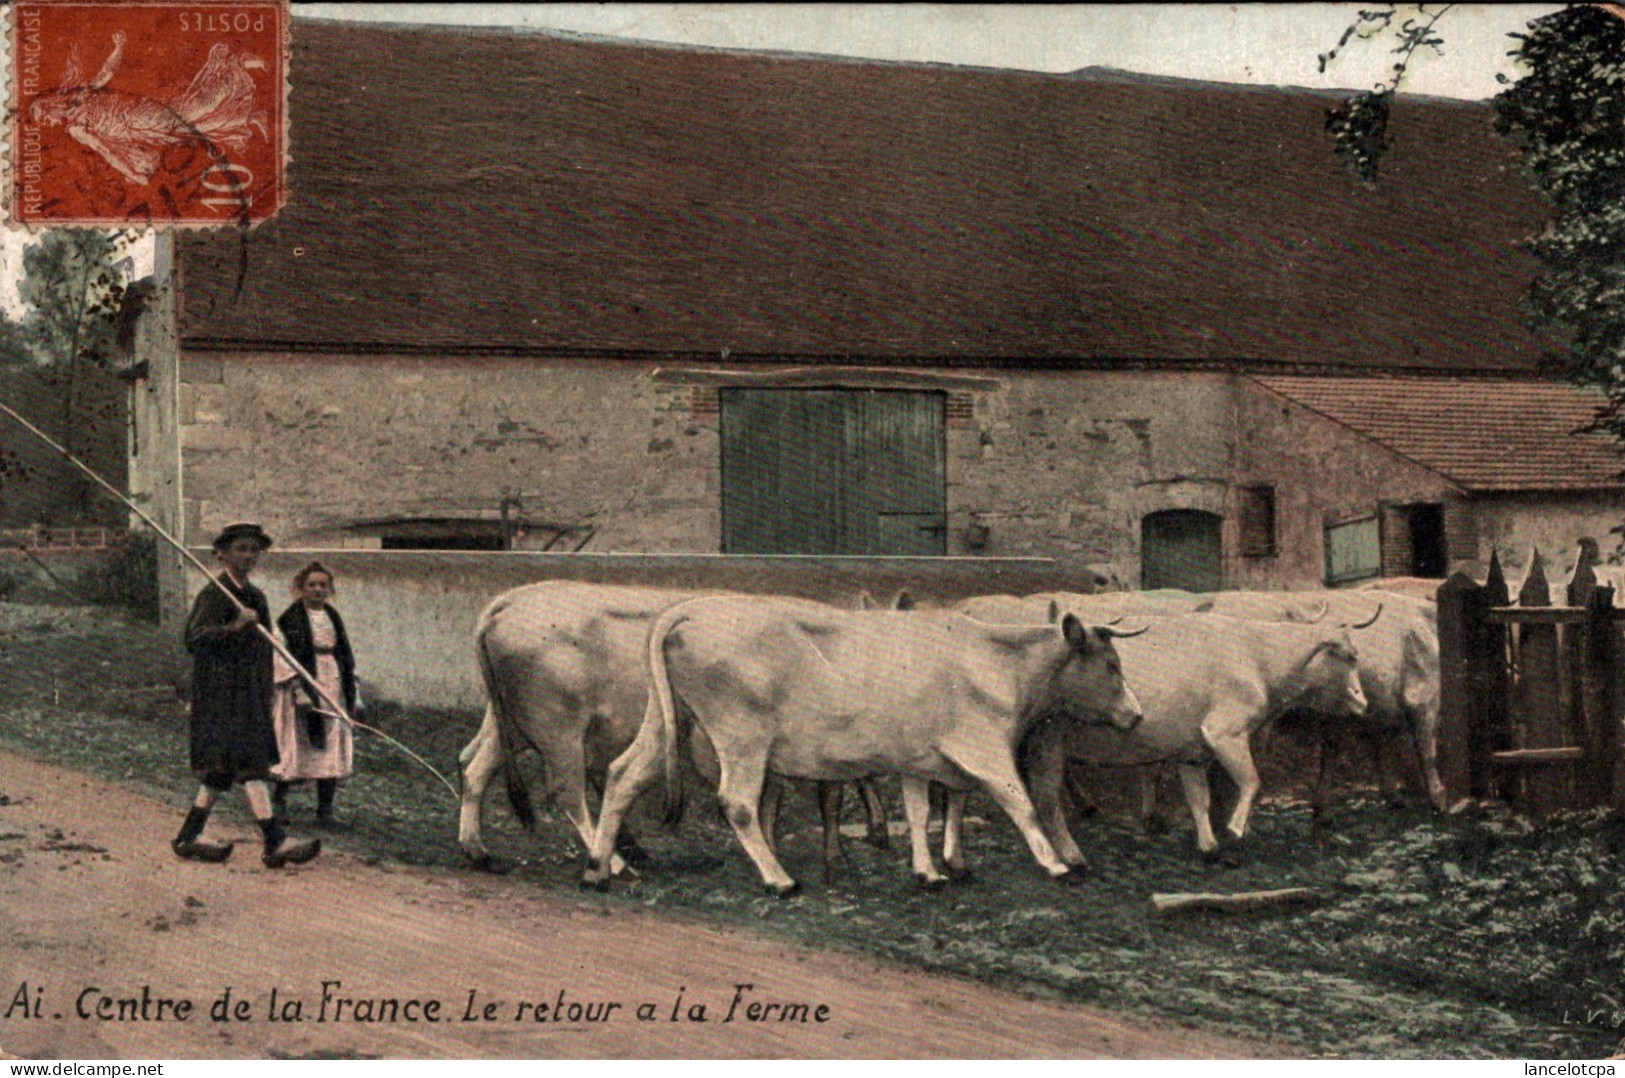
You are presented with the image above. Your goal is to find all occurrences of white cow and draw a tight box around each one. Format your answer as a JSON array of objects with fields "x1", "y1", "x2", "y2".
[
  {"x1": 961, "y1": 598, "x2": 1372, "y2": 855},
  {"x1": 1029, "y1": 611, "x2": 1373, "y2": 857},
  {"x1": 1201, "y1": 589, "x2": 1445, "y2": 818},
  {"x1": 583, "y1": 597, "x2": 1144, "y2": 895},
  {"x1": 457, "y1": 581, "x2": 890, "y2": 875}
]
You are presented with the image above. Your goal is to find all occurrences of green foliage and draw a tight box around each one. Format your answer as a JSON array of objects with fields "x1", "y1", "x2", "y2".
[
  {"x1": 78, "y1": 531, "x2": 160, "y2": 620},
  {"x1": 1326, "y1": 88, "x2": 1393, "y2": 185},
  {"x1": 17, "y1": 228, "x2": 129, "y2": 371},
  {"x1": 0, "y1": 228, "x2": 137, "y2": 525},
  {"x1": 1323, "y1": 5, "x2": 1453, "y2": 183},
  {"x1": 1493, "y1": 6, "x2": 1625, "y2": 437}
]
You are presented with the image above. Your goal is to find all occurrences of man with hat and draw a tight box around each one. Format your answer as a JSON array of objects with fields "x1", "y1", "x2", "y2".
[{"x1": 174, "y1": 522, "x2": 321, "y2": 869}]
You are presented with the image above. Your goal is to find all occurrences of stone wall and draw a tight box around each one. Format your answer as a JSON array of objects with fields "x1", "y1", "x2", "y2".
[
  {"x1": 152, "y1": 351, "x2": 1527, "y2": 607},
  {"x1": 1231, "y1": 379, "x2": 1459, "y2": 590},
  {"x1": 1473, "y1": 493, "x2": 1625, "y2": 589},
  {"x1": 204, "y1": 550, "x2": 1079, "y2": 710}
]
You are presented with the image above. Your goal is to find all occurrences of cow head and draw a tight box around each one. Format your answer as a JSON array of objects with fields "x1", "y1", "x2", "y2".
[
  {"x1": 1294, "y1": 627, "x2": 1369, "y2": 718},
  {"x1": 1056, "y1": 613, "x2": 1144, "y2": 732}
]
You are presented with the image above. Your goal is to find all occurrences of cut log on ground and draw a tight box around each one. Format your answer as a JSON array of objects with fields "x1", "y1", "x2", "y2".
[{"x1": 1151, "y1": 888, "x2": 1320, "y2": 916}]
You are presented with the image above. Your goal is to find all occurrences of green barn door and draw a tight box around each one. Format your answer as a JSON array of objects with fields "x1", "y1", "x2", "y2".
[
  {"x1": 1141, "y1": 509, "x2": 1223, "y2": 592},
  {"x1": 721, "y1": 389, "x2": 946, "y2": 555}
]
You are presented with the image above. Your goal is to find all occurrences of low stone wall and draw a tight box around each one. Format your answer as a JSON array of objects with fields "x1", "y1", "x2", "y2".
[{"x1": 183, "y1": 551, "x2": 1079, "y2": 711}]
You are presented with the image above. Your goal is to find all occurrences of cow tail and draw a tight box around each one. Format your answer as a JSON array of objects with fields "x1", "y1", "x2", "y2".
[
  {"x1": 475, "y1": 619, "x2": 537, "y2": 831},
  {"x1": 647, "y1": 604, "x2": 690, "y2": 827}
]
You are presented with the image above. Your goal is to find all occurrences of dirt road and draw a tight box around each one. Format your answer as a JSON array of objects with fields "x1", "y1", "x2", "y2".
[{"x1": 0, "y1": 748, "x2": 1296, "y2": 1060}]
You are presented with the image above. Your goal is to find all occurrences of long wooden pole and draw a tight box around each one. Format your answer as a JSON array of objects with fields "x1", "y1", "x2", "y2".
[{"x1": 0, "y1": 399, "x2": 458, "y2": 800}]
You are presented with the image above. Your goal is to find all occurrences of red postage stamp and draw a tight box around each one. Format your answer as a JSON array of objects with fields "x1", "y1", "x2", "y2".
[{"x1": 8, "y1": 0, "x2": 289, "y2": 228}]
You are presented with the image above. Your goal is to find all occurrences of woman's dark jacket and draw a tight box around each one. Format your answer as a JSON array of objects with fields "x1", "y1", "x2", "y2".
[
  {"x1": 184, "y1": 574, "x2": 278, "y2": 781},
  {"x1": 276, "y1": 601, "x2": 357, "y2": 714}
]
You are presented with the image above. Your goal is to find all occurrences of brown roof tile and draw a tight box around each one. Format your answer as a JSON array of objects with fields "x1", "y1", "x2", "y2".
[
  {"x1": 1253, "y1": 376, "x2": 1625, "y2": 491},
  {"x1": 177, "y1": 21, "x2": 1552, "y2": 369}
]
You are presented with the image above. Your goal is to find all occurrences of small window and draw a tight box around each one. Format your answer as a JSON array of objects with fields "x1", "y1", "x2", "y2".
[
  {"x1": 1238, "y1": 485, "x2": 1276, "y2": 558},
  {"x1": 364, "y1": 518, "x2": 511, "y2": 551},
  {"x1": 1325, "y1": 515, "x2": 1380, "y2": 586}
]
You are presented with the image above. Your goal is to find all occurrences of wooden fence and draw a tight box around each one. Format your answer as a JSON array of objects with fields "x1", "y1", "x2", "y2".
[{"x1": 1437, "y1": 551, "x2": 1625, "y2": 816}]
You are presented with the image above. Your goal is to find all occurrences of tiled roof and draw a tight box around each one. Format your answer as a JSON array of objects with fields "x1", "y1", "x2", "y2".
[
  {"x1": 177, "y1": 21, "x2": 1552, "y2": 370},
  {"x1": 1253, "y1": 376, "x2": 1625, "y2": 491}
]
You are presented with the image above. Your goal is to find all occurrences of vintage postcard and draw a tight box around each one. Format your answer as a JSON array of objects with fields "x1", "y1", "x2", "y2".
[{"x1": 1, "y1": 2, "x2": 1622, "y2": 1064}]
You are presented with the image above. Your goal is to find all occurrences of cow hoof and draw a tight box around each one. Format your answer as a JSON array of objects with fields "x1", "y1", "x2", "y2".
[
  {"x1": 1143, "y1": 815, "x2": 1170, "y2": 836},
  {"x1": 1053, "y1": 867, "x2": 1088, "y2": 886},
  {"x1": 768, "y1": 881, "x2": 802, "y2": 900},
  {"x1": 944, "y1": 865, "x2": 975, "y2": 884},
  {"x1": 578, "y1": 874, "x2": 613, "y2": 893},
  {"x1": 863, "y1": 830, "x2": 892, "y2": 851},
  {"x1": 913, "y1": 873, "x2": 948, "y2": 892},
  {"x1": 468, "y1": 853, "x2": 512, "y2": 876},
  {"x1": 822, "y1": 860, "x2": 849, "y2": 884},
  {"x1": 616, "y1": 839, "x2": 653, "y2": 870}
]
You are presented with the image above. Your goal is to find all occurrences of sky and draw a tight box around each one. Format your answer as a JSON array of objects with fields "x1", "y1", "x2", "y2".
[{"x1": 0, "y1": 3, "x2": 1563, "y2": 309}]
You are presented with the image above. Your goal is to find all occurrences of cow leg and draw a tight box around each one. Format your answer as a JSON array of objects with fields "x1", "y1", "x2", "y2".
[
  {"x1": 714, "y1": 752, "x2": 799, "y2": 897},
  {"x1": 948, "y1": 749, "x2": 1077, "y2": 881},
  {"x1": 1063, "y1": 766, "x2": 1101, "y2": 820},
  {"x1": 857, "y1": 778, "x2": 891, "y2": 849},
  {"x1": 456, "y1": 712, "x2": 505, "y2": 870},
  {"x1": 1205, "y1": 725, "x2": 1263, "y2": 842},
  {"x1": 1138, "y1": 766, "x2": 1167, "y2": 834},
  {"x1": 816, "y1": 781, "x2": 849, "y2": 879},
  {"x1": 581, "y1": 727, "x2": 664, "y2": 887},
  {"x1": 1312, "y1": 726, "x2": 1338, "y2": 827},
  {"x1": 1413, "y1": 708, "x2": 1448, "y2": 812},
  {"x1": 1024, "y1": 720, "x2": 1086, "y2": 869},
  {"x1": 1369, "y1": 731, "x2": 1403, "y2": 807},
  {"x1": 900, "y1": 777, "x2": 946, "y2": 887},
  {"x1": 940, "y1": 788, "x2": 971, "y2": 881},
  {"x1": 759, "y1": 773, "x2": 784, "y2": 857},
  {"x1": 538, "y1": 728, "x2": 618, "y2": 867},
  {"x1": 1174, "y1": 763, "x2": 1220, "y2": 854}
]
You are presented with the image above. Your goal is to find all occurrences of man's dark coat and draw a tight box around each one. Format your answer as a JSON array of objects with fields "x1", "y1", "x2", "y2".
[{"x1": 184, "y1": 573, "x2": 278, "y2": 781}]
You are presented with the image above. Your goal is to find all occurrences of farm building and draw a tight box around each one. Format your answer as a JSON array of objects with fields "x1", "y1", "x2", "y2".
[{"x1": 118, "y1": 20, "x2": 1625, "y2": 704}]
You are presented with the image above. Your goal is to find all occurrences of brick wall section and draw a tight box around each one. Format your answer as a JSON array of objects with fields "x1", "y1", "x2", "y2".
[
  {"x1": 1380, "y1": 506, "x2": 1414, "y2": 579},
  {"x1": 689, "y1": 385, "x2": 719, "y2": 424}
]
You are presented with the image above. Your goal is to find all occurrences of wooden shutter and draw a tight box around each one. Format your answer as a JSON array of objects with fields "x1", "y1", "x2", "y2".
[
  {"x1": 1325, "y1": 515, "x2": 1381, "y2": 585},
  {"x1": 720, "y1": 389, "x2": 945, "y2": 555}
]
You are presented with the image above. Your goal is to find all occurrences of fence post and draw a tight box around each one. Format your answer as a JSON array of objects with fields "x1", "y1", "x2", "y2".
[
  {"x1": 1581, "y1": 586, "x2": 1617, "y2": 809},
  {"x1": 1516, "y1": 550, "x2": 1576, "y2": 815},
  {"x1": 1480, "y1": 553, "x2": 1511, "y2": 800},
  {"x1": 1436, "y1": 571, "x2": 1485, "y2": 803}
]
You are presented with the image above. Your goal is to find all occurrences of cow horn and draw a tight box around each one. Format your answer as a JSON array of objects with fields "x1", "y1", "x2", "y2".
[
  {"x1": 1303, "y1": 599, "x2": 1329, "y2": 624},
  {"x1": 1098, "y1": 622, "x2": 1149, "y2": 639},
  {"x1": 1351, "y1": 602, "x2": 1384, "y2": 630}
]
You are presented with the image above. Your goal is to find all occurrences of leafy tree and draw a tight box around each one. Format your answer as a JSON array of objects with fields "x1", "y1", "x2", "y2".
[
  {"x1": 1326, "y1": 6, "x2": 1625, "y2": 442},
  {"x1": 0, "y1": 228, "x2": 135, "y2": 525},
  {"x1": 1492, "y1": 6, "x2": 1625, "y2": 438},
  {"x1": 1322, "y1": 4, "x2": 1453, "y2": 183}
]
